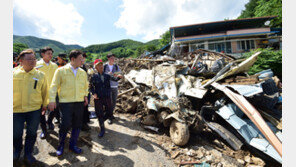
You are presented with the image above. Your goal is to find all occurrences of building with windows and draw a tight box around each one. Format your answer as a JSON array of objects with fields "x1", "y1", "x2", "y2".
[{"x1": 170, "y1": 16, "x2": 281, "y2": 58}]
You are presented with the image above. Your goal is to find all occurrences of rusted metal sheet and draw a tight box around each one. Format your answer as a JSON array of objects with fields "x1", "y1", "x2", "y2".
[{"x1": 211, "y1": 82, "x2": 282, "y2": 157}]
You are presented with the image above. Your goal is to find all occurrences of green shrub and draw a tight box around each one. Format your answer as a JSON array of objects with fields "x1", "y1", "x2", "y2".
[{"x1": 243, "y1": 48, "x2": 282, "y2": 78}]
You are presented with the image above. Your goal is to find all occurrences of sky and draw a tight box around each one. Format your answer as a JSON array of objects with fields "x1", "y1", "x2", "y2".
[{"x1": 13, "y1": 0, "x2": 249, "y2": 47}]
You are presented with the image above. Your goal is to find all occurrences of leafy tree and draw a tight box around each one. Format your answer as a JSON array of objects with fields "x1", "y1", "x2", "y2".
[
  {"x1": 238, "y1": 0, "x2": 258, "y2": 19},
  {"x1": 159, "y1": 30, "x2": 171, "y2": 47},
  {"x1": 144, "y1": 44, "x2": 157, "y2": 52},
  {"x1": 135, "y1": 46, "x2": 145, "y2": 57},
  {"x1": 13, "y1": 43, "x2": 28, "y2": 54},
  {"x1": 238, "y1": 0, "x2": 282, "y2": 27},
  {"x1": 254, "y1": 0, "x2": 282, "y2": 27},
  {"x1": 85, "y1": 52, "x2": 94, "y2": 63},
  {"x1": 126, "y1": 48, "x2": 135, "y2": 57}
]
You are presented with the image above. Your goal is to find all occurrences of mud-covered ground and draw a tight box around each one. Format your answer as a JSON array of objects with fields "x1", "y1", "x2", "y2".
[{"x1": 14, "y1": 107, "x2": 278, "y2": 167}]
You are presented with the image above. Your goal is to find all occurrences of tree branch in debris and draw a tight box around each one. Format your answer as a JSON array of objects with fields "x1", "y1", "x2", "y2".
[{"x1": 124, "y1": 75, "x2": 142, "y2": 94}]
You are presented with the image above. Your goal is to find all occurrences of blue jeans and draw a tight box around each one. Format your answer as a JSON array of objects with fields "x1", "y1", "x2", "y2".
[{"x1": 13, "y1": 109, "x2": 41, "y2": 153}]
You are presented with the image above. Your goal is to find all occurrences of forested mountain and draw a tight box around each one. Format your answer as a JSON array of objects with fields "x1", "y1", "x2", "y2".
[
  {"x1": 82, "y1": 39, "x2": 160, "y2": 62},
  {"x1": 13, "y1": 35, "x2": 161, "y2": 61},
  {"x1": 13, "y1": 35, "x2": 83, "y2": 55}
]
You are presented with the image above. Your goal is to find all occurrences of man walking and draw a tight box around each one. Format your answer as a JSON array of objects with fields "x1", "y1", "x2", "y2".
[
  {"x1": 48, "y1": 50, "x2": 88, "y2": 156},
  {"x1": 89, "y1": 59, "x2": 112, "y2": 137},
  {"x1": 13, "y1": 49, "x2": 48, "y2": 164},
  {"x1": 36, "y1": 47, "x2": 58, "y2": 139},
  {"x1": 103, "y1": 53, "x2": 122, "y2": 124}
]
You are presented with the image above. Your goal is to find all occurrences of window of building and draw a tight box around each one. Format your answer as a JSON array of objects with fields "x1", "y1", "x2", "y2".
[
  {"x1": 197, "y1": 44, "x2": 204, "y2": 49},
  {"x1": 237, "y1": 40, "x2": 255, "y2": 51},
  {"x1": 251, "y1": 40, "x2": 255, "y2": 48},
  {"x1": 242, "y1": 41, "x2": 246, "y2": 50},
  {"x1": 226, "y1": 42, "x2": 231, "y2": 53},
  {"x1": 190, "y1": 43, "x2": 205, "y2": 52},
  {"x1": 209, "y1": 44, "x2": 215, "y2": 50},
  {"x1": 208, "y1": 42, "x2": 231, "y2": 53}
]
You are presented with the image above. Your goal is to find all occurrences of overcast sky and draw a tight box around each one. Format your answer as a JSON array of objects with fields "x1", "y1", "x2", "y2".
[{"x1": 13, "y1": 0, "x2": 249, "y2": 47}]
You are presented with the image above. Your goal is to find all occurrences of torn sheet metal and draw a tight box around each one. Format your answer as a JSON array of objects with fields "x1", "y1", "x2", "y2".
[
  {"x1": 226, "y1": 83, "x2": 263, "y2": 97},
  {"x1": 153, "y1": 64, "x2": 178, "y2": 99},
  {"x1": 215, "y1": 103, "x2": 282, "y2": 163},
  {"x1": 178, "y1": 74, "x2": 207, "y2": 99},
  {"x1": 202, "y1": 52, "x2": 261, "y2": 88},
  {"x1": 211, "y1": 82, "x2": 282, "y2": 158},
  {"x1": 146, "y1": 97, "x2": 179, "y2": 112},
  {"x1": 215, "y1": 52, "x2": 261, "y2": 82},
  {"x1": 256, "y1": 69, "x2": 274, "y2": 80},
  {"x1": 163, "y1": 112, "x2": 185, "y2": 123},
  {"x1": 146, "y1": 98, "x2": 161, "y2": 111},
  {"x1": 183, "y1": 88, "x2": 208, "y2": 99},
  {"x1": 126, "y1": 69, "x2": 154, "y2": 87}
]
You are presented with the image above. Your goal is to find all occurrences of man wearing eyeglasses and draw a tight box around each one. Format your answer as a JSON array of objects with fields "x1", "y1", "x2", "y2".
[
  {"x1": 36, "y1": 47, "x2": 58, "y2": 139},
  {"x1": 48, "y1": 50, "x2": 89, "y2": 157},
  {"x1": 13, "y1": 49, "x2": 48, "y2": 164}
]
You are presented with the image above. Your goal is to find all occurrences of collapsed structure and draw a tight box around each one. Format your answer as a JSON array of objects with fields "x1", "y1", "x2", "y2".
[{"x1": 113, "y1": 47, "x2": 282, "y2": 165}]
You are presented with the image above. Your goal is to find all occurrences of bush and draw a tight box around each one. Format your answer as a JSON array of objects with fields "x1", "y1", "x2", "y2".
[
  {"x1": 243, "y1": 48, "x2": 282, "y2": 78},
  {"x1": 13, "y1": 43, "x2": 29, "y2": 54}
]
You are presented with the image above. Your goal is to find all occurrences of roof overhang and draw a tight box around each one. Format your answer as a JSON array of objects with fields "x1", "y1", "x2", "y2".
[
  {"x1": 174, "y1": 31, "x2": 279, "y2": 44},
  {"x1": 170, "y1": 16, "x2": 277, "y2": 39}
]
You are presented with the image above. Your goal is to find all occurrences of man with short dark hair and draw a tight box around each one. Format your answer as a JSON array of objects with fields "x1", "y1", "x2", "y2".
[
  {"x1": 13, "y1": 49, "x2": 48, "y2": 164},
  {"x1": 48, "y1": 49, "x2": 89, "y2": 156},
  {"x1": 57, "y1": 53, "x2": 67, "y2": 67},
  {"x1": 103, "y1": 53, "x2": 122, "y2": 124},
  {"x1": 36, "y1": 47, "x2": 58, "y2": 139}
]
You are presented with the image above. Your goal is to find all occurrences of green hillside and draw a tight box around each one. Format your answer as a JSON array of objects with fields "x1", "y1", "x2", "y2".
[
  {"x1": 145, "y1": 39, "x2": 160, "y2": 46},
  {"x1": 13, "y1": 35, "x2": 161, "y2": 62},
  {"x1": 82, "y1": 39, "x2": 160, "y2": 53},
  {"x1": 82, "y1": 39, "x2": 161, "y2": 62},
  {"x1": 13, "y1": 35, "x2": 83, "y2": 56}
]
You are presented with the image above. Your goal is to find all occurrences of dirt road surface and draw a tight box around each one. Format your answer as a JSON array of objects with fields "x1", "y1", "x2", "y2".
[
  {"x1": 14, "y1": 107, "x2": 175, "y2": 167},
  {"x1": 14, "y1": 107, "x2": 271, "y2": 167}
]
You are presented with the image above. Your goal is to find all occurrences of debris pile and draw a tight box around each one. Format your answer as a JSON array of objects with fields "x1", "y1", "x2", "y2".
[{"x1": 113, "y1": 48, "x2": 282, "y2": 166}]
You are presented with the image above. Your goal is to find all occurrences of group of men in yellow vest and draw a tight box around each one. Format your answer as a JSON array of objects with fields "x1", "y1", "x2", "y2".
[{"x1": 13, "y1": 47, "x2": 89, "y2": 164}]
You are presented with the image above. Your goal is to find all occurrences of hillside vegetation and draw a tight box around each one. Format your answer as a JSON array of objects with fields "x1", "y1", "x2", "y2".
[
  {"x1": 13, "y1": 35, "x2": 161, "y2": 62},
  {"x1": 13, "y1": 35, "x2": 83, "y2": 56},
  {"x1": 82, "y1": 39, "x2": 160, "y2": 62}
]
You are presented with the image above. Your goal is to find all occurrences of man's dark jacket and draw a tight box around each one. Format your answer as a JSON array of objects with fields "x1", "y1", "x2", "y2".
[{"x1": 89, "y1": 73, "x2": 111, "y2": 98}]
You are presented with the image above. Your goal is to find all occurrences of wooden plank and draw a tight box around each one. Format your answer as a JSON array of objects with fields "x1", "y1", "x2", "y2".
[{"x1": 118, "y1": 87, "x2": 138, "y2": 97}]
